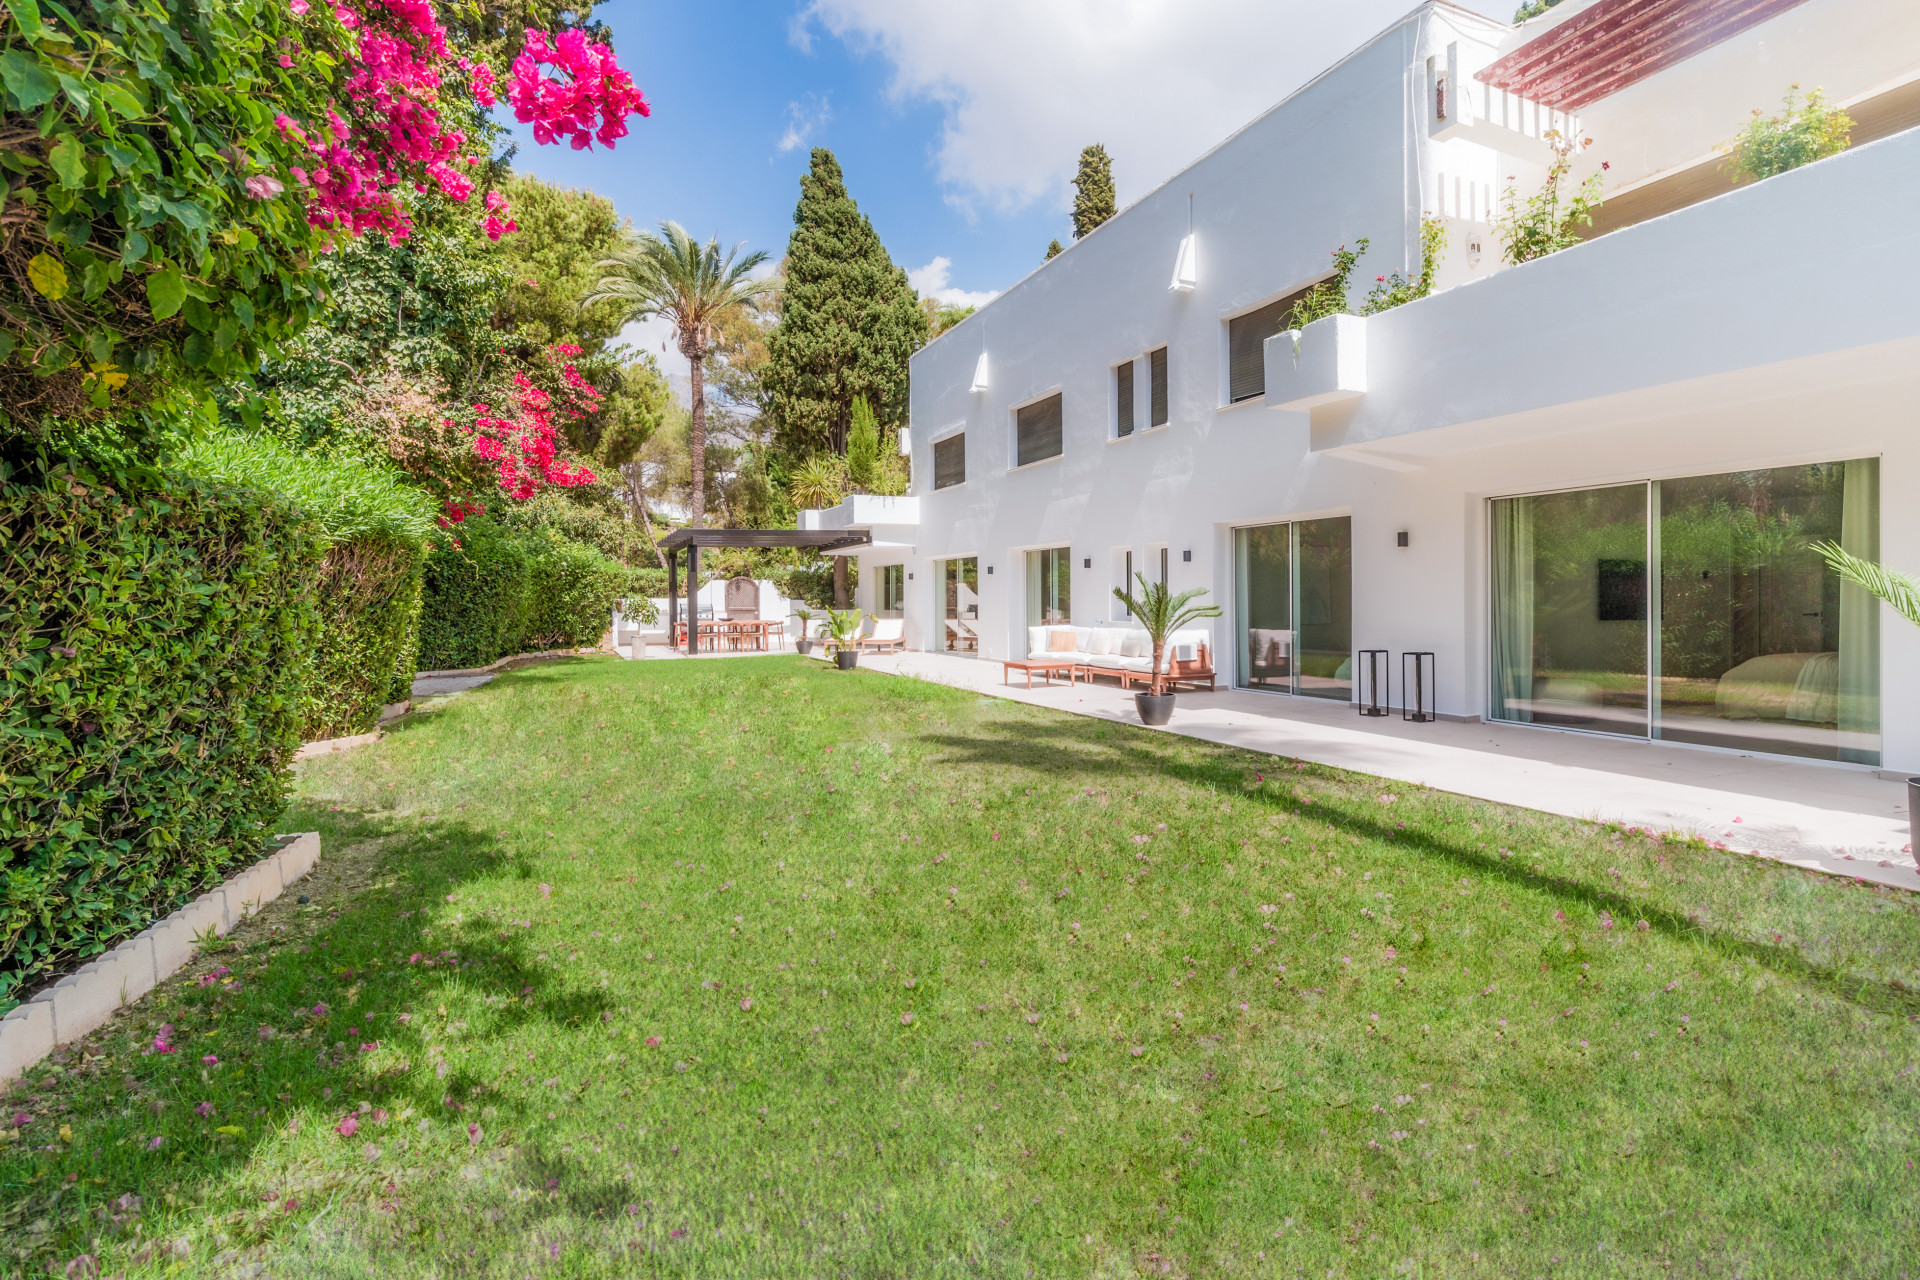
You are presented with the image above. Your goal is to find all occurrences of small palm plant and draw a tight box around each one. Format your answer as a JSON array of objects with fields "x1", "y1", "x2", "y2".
[
  {"x1": 825, "y1": 607, "x2": 865, "y2": 655},
  {"x1": 1811, "y1": 542, "x2": 1920, "y2": 627},
  {"x1": 792, "y1": 607, "x2": 819, "y2": 648},
  {"x1": 1111, "y1": 573, "x2": 1222, "y2": 697}
]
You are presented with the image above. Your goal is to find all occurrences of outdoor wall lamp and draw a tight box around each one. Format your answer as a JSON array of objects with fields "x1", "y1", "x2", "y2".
[
  {"x1": 1083, "y1": 557, "x2": 1092, "y2": 569},
  {"x1": 987, "y1": 565, "x2": 994, "y2": 574},
  {"x1": 1397, "y1": 531, "x2": 1410, "y2": 547},
  {"x1": 1182, "y1": 549, "x2": 1192, "y2": 562}
]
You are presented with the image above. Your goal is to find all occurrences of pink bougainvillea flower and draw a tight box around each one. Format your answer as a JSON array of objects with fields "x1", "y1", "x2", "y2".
[
  {"x1": 336, "y1": 1115, "x2": 359, "y2": 1138},
  {"x1": 739, "y1": 998, "x2": 752, "y2": 1011},
  {"x1": 508, "y1": 26, "x2": 650, "y2": 151},
  {"x1": 644, "y1": 1035, "x2": 661, "y2": 1048},
  {"x1": 899, "y1": 1011, "x2": 914, "y2": 1025},
  {"x1": 195, "y1": 1101, "x2": 215, "y2": 1117},
  {"x1": 467, "y1": 1121, "x2": 483, "y2": 1146},
  {"x1": 202, "y1": 1054, "x2": 219, "y2": 1066},
  {"x1": 146, "y1": 1136, "x2": 164, "y2": 1151},
  {"x1": 538, "y1": 883, "x2": 552, "y2": 898},
  {"x1": 290, "y1": 0, "x2": 308, "y2": 11}
]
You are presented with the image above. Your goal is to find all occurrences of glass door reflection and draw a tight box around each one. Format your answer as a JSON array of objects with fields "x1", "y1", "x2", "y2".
[
  {"x1": 1233, "y1": 516, "x2": 1352, "y2": 700},
  {"x1": 941, "y1": 557, "x2": 979, "y2": 654}
]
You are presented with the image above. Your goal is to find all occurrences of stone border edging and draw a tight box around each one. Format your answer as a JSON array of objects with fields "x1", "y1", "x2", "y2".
[
  {"x1": 413, "y1": 647, "x2": 592, "y2": 680},
  {"x1": 0, "y1": 831, "x2": 321, "y2": 1084},
  {"x1": 293, "y1": 731, "x2": 381, "y2": 761}
]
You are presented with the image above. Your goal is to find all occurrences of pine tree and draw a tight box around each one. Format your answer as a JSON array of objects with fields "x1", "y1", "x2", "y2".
[
  {"x1": 1045, "y1": 239, "x2": 1063, "y2": 261},
  {"x1": 846, "y1": 395, "x2": 879, "y2": 491},
  {"x1": 764, "y1": 149, "x2": 930, "y2": 459},
  {"x1": 1071, "y1": 144, "x2": 1116, "y2": 239}
]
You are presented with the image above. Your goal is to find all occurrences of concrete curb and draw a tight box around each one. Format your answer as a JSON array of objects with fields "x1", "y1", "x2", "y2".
[
  {"x1": 0, "y1": 832, "x2": 321, "y2": 1084},
  {"x1": 293, "y1": 732, "x2": 381, "y2": 761},
  {"x1": 413, "y1": 648, "x2": 592, "y2": 680}
]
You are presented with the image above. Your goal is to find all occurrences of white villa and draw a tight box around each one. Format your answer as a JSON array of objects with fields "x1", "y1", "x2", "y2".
[{"x1": 802, "y1": 0, "x2": 1920, "y2": 775}]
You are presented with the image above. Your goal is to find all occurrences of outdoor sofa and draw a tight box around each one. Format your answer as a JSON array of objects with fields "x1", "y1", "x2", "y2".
[{"x1": 1025, "y1": 624, "x2": 1215, "y2": 691}]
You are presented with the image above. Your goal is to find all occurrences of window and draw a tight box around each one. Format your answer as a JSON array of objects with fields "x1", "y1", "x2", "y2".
[
  {"x1": 1232, "y1": 517, "x2": 1354, "y2": 701},
  {"x1": 1148, "y1": 346, "x2": 1168, "y2": 427},
  {"x1": 1159, "y1": 546, "x2": 1169, "y2": 585},
  {"x1": 1227, "y1": 282, "x2": 1316, "y2": 404},
  {"x1": 1115, "y1": 361, "x2": 1135, "y2": 438},
  {"x1": 1027, "y1": 547, "x2": 1071, "y2": 629},
  {"x1": 1113, "y1": 548, "x2": 1135, "y2": 619},
  {"x1": 1014, "y1": 393, "x2": 1063, "y2": 467},
  {"x1": 1489, "y1": 460, "x2": 1881, "y2": 764},
  {"x1": 879, "y1": 564, "x2": 905, "y2": 617},
  {"x1": 933, "y1": 433, "x2": 965, "y2": 490}
]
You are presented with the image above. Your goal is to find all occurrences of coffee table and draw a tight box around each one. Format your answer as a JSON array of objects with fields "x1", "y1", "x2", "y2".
[{"x1": 1002, "y1": 658, "x2": 1079, "y2": 688}]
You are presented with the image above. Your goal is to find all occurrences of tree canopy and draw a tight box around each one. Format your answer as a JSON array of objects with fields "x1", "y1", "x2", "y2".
[
  {"x1": 762, "y1": 149, "x2": 927, "y2": 459},
  {"x1": 1071, "y1": 144, "x2": 1117, "y2": 239}
]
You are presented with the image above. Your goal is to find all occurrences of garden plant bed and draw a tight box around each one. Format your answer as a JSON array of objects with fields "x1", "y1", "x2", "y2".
[{"x1": 4, "y1": 656, "x2": 1917, "y2": 1276}]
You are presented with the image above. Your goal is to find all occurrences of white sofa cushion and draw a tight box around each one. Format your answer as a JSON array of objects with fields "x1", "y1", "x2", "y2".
[
  {"x1": 1088, "y1": 653, "x2": 1126, "y2": 669},
  {"x1": 1085, "y1": 628, "x2": 1119, "y2": 656},
  {"x1": 1027, "y1": 626, "x2": 1048, "y2": 655},
  {"x1": 1119, "y1": 631, "x2": 1150, "y2": 660}
]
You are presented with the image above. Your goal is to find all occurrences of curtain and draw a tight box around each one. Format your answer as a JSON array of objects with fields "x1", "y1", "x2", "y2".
[
  {"x1": 1837, "y1": 457, "x2": 1881, "y2": 763},
  {"x1": 1490, "y1": 497, "x2": 1535, "y2": 723}
]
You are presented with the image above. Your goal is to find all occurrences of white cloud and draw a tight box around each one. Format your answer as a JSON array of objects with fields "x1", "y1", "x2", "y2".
[
  {"x1": 777, "y1": 91, "x2": 834, "y2": 154},
  {"x1": 797, "y1": 0, "x2": 1504, "y2": 214},
  {"x1": 907, "y1": 256, "x2": 999, "y2": 309}
]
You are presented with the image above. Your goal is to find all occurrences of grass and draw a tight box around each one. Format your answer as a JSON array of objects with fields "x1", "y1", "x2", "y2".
[{"x1": 5, "y1": 654, "x2": 1920, "y2": 1278}]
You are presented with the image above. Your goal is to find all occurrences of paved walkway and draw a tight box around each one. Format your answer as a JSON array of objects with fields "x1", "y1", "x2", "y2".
[{"x1": 852, "y1": 650, "x2": 1918, "y2": 893}]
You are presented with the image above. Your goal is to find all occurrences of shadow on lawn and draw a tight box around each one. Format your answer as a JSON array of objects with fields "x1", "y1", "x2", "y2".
[
  {"x1": 918, "y1": 711, "x2": 1920, "y2": 1020},
  {"x1": 0, "y1": 798, "x2": 637, "y2": 1273}
]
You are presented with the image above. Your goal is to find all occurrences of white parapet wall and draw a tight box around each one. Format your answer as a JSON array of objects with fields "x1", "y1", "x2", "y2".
[{"x1": 0, "y1": 831, "x2": 321, "y2": 1084}]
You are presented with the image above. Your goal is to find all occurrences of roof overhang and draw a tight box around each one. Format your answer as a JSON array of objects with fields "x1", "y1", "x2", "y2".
[
  {"x1": 1478, "y1": 0, "x2": 1813, "y2": 112},
  {"x1": 659, "y1": 528, "x2": 872, "y2": 553}
]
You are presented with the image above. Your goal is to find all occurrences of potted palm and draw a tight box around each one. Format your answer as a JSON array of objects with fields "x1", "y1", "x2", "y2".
[
  {"x1": 792, "y1": 607, "x2": 819, "y2": 657},
  {"x1": 825, "y1": 607, "x2": 865, "y2": 670},
  {"x1": 1112, "y1": 572, "x2": 1222, "y2": 726},
  {"x1": 1814, "y1": 541, "x2": 1920, "y2": 865}
]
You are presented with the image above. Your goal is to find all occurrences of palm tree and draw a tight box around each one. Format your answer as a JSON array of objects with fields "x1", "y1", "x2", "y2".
[
  {"x1": 584, "y1": 223, "x2": 772, "y2": 528},
  {"x1": 1111, "y1": 573, "x2": 1222, "y2": 697}
]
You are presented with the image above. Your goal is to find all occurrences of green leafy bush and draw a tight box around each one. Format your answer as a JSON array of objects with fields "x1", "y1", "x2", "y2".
[
  {"x1": 498, "y1": 490, "x2": 653, "y2": 565},
  {"x1": 416, "y1": 519, "x2": 532, "y2": 672},
  {"x1": 1361, "y1": 215, "x2": 1447, "y2": 315},
  {"x1": 1493, "y1": 131, "x2": 1605, "y2": 265},
  {"x1": 177, "y1": 429, "x2": 436, "y2": 736},
  {"x1": 1283, "y1": 240, "x2": 1368, "y2": 331},
  {"x1": 0, "y1": 452, "x2": 323, "y2": 1004},
  {"x1": 1723, "y1": 85, "x2": 1852, "y2": 185},
  {"x1": 520, "y1": 529, "x2": 628, "y2": 650}
]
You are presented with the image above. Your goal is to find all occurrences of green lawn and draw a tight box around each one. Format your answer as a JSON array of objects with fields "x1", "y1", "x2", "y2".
[{"x1": 6, "y1": 655, "x2": 1920, "y2": 1278}]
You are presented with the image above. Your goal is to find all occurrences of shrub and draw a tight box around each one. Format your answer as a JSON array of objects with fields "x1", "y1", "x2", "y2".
[
  {"x1": 176, "y1": 429, "x2": 438, "y2": 736},
  {"x1": 0, "y1": 452, "x2": 323, "y2": 1005},
  {"x1": 520, "y1": 529, "x2": 630, "y2": 649},
  {"x1": 1284, "y1": 240, "x2": 1368, "y2": 331},
  {"x1": 498, "y1": 490, "x2": 654, "y2": 565},
  {"x1": 1723, "y1": 85, "x2": 1852, "y2": 185},
  {"x1": 1361, "y1": 215, "x2": 1447, "y2": 315},
  {"x1": 416, "y1": 519, "x2": 532, "y2": 672},
  {"x1": 1493, "y1": 131, "x2": 1605, "y2": 265}
]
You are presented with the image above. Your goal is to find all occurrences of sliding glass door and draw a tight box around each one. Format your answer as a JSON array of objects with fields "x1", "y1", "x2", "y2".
[
  {"x1": 1233, "y1": 516, "x2": 1352, "y2": 700},
  {"x1": 940, "y1": 558, "x2": 978, "y2": 653},
  {"x1": 1490, "y1": 460, "x2": 1880, "y2": 764},
  {"x1": 1026, "y1": 547, "x2": 1071, "y2": 632}
]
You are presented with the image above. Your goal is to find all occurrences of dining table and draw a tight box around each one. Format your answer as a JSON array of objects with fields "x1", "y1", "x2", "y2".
[{"x1": 672, "y1": 618, "x2": 787, "y2": 652}]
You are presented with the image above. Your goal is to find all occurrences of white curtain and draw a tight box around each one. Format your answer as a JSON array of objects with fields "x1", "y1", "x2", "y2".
[
  {"x1": 1490, "y1": 497, "x2": 1535, "y2": 723},
  {"x1": 1837, "y1": 457, "x2": 1880, "y2": 762}
]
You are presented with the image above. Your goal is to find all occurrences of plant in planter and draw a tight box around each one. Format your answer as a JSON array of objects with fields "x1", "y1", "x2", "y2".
[
  {"x1": 1812, "y1": 540, "x2": 1920, "y2": 864},
  {"x1": 792, "y1": 607, "x2": 819, "y2": 656},
  {"x1": 1492, "y1": 129, "x2": 1606, "y2": 265},
  {"x1": 1111, "y1": 573, "x2": 1222, "y2": 726},
  {"x1": 825, "y1": 607, "x2": 866, "y2": 670}
]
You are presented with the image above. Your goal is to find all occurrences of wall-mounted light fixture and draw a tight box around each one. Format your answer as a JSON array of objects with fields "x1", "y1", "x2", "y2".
[
  {"x1": 907, "y1": 572, "x2": 915, "y2": 580},
  {"x1": 898, "y1": 427, "x2": 912, "y2": 456},
  {"x1": 986, "y1": 565, "x2": 994, "y2": 574},
  {"x1": 1083, "y1": 557, "x2": 1092, "y2": 569},
  {"x1": 1397, "y1": 530, "x2": 1410, "y2": 548},
  {"x1": 1182, "y1": 549, "x2": 1192, "y2": 562},
  {"x1": 970, "y1": 351, "x2": 990, "y2": 393},
  {"x1": 1168, "y1": 193, "x2": 1198, "y2": 293}
]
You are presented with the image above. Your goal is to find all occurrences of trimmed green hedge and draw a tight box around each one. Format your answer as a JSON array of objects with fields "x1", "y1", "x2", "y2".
[
  {"x1": 0, "y1": 455, "x2": 324, "y2": 1004},
  {"x1": 416, "y1": 519, "x2": 633, "y2": 670}
]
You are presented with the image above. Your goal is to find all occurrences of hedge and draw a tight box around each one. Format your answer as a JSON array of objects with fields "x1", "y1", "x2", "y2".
[
  {"x1": 520, "y1": 529, "x2": 633, "y2": 650},
  {"x1": 0, "y1": 455, "x2": 324, "y2": 1005},
  {"x1": 416, "y1": 519, "x2": 532, "y2": 671}
]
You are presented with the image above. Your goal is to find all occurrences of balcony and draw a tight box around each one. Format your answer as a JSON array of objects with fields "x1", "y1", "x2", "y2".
[
  {"x1": 798, "y1": 495, "x2": 920, "y2": 549},
  {"x1": 1294, "y1": 125, "x2": 1920, "y2": 469}
]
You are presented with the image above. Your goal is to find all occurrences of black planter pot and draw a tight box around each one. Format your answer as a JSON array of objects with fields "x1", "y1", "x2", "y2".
[
  {"x1": 1135, "y1": 692, "x2": 1175, "y2": 726},
  {"x1": 795, "y1": 639, "x2": 814, "y2": 656},
  {"x1": 1909, "y1": 778, "x2": 1920, "y2": 867},
  {"x1": 835, "y1": 649, "x2": 860, "y2": 670}
]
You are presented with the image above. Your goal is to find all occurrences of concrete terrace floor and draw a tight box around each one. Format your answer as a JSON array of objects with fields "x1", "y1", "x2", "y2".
[{"x1": 628, "y1": 642, "x2": 1918, "y2": 893}]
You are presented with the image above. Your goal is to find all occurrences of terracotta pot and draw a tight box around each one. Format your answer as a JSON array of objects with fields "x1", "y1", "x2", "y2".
[
  {"x1": 1135, "y1": 692, "x2": 1174, "y2": 726},
  {"x1": 835, "y1": 650, "x2": 860, "y2": 670}
]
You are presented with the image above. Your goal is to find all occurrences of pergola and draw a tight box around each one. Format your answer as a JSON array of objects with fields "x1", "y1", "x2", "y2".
[{"x1": 660, "y1": 527, "x2": 872, "y2": 655}]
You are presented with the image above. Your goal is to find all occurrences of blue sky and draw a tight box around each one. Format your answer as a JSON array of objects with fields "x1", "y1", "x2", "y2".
[{"x1": 503, "y1": 0, "x2": 1510, "y2": 361}]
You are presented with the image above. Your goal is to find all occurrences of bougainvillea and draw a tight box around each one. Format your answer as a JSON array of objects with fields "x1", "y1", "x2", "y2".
[
  {"x1": 458, "y1": 343, "x2": 599, "y2": 506},
  {"x1": 508, "y1": 28, "x2": 651, "y2": 150},
  {"x1": 0, "y1": 0, "x2": 646, "y2": 428}
]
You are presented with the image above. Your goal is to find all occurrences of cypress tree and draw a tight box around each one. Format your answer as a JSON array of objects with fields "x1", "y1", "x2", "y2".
[
  {"x1": 764, "y1": 149, "x2": 929, "y2": 459},
  {"x1": 1044, "y1": 239, "x2": 1063, "y2": 261},
  {"x1": 846, "y1": 395, "x2": 879, "y2": 491},
  {"x1": 1071, "y1": 144, "x2": 1116, "y2": 238}
]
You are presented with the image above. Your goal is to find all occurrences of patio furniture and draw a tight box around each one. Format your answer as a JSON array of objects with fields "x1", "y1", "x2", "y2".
[
  {"x1": 725, "y1": 576, "x2": 759, "y2": 621},
  {"x1": 1003, "y1": 657, "x2": 1079, "y2": 688},
  {"x1": 947, "y1": 616, "x2": 980, "y2": 653},
  {"x1": 672, "y1": 618, "x2": 787, "y2": 652},
  {"x1": 663, "y1": 527, "x2": 870, "y2": 656},
  {"x1": 860, "y1": 617, "x2": 906, "y2": 653},
  {"x1": 1023, "y1": 624, "x2": 1215, "y2": 691}
]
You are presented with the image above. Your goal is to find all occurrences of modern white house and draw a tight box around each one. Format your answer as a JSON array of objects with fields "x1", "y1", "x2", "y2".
[{"x1": 802, "y1": 0, "x2": 1920, "y2": 774}]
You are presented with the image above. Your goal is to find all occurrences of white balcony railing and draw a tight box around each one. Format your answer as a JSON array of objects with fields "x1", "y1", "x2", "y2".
[{"x1": 1429, "y1": 42, "x2": 1580, "y2": 156}]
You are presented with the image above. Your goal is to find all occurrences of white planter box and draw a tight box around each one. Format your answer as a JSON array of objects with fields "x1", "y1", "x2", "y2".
[{"x1": 1264, "y1": 313, "x2": 1367, "y2": 411}]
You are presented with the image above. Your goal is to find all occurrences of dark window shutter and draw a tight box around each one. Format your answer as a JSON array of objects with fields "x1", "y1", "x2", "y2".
[
  {"x1": 934, "y1": 433, "x2": 965, "y2": 489},
  {"x1": 1115, "y1": 362, "x2": 1134, "y2": 437},
  {"x1": 1149, "y1": 346, "x2": 1169, "y2": 427},
  {"x1": 1227, "y1": 298, "x2": 1292, "y2": 403},
  {"x1": 1015, "y1": 393, "x2": 1063, "y2": 467}
]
